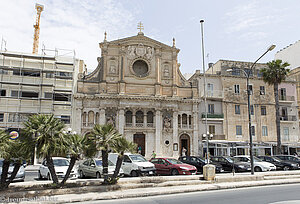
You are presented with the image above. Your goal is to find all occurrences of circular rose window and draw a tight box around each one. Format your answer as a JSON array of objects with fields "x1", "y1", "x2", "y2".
[{"x1": 132, "y1": 60, "x2": 149, "y2": 77}]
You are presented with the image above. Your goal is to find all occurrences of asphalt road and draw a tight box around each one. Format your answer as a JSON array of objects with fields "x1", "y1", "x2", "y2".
[{"x1": 78, "y1": 183, "x2": 300, "y2": 204}]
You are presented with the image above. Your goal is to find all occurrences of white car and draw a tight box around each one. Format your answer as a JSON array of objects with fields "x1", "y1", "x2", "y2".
[
  {"x1": 78, "y1": 158, "x2": 124, "y2": 178},
  {"x1": 234, "y1": 155, "x2": 276, "y2": 172},
  {"x1": 38, "y1": 157, "x2": 77, "y2": 180},
  {"x1": 109, "y1": 153, "x2": 156, "y2": 177}
]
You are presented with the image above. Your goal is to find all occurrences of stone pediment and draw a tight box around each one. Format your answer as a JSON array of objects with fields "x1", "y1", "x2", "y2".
[{"x1": 101, "y1": 33, "x2": 180, "y2": 52}]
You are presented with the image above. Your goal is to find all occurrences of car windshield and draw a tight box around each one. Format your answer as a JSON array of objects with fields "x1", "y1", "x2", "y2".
[
  {"x1": 166, "y1": 159, "x2": 183, "y2": 164},
  {"x1": 53, "y1": 159, "x2": 69, "y2": 166},
  {"x1": 272, "y1": 157, "x2": 282, "y2": 162},
  {"x1": 253, "y1": 156, "x2": 263, "y2": 162},
  {"x1": 225, "y1": 157, "x2": 234, "y2": 163},
  {"x1": 95, "y1": 160, "x2": 102, "y2": 166},
  {"x1": 129, "y1": 155, "x2": 147, "y2": 162}
]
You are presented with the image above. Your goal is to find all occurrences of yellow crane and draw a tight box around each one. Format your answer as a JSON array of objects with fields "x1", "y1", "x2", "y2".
[{"x1": 32, "y1": 3, "x2": 44, "y2": 54}]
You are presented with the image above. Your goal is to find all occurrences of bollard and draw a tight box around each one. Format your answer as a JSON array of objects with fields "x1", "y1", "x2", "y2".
[{"x1": 203, "y1": 164, "x2": 216, "y2": 181}]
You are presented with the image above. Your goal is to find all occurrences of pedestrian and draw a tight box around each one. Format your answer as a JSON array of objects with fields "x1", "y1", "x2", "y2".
[
  {"x1": 138, "y1": 146, "x2": 142, "y2": 154},
  {"x1": 182, "y1": 147, "x2": 187, "y2": 156},
  {"x1": 151, "y1": 151, "x2": 156, "y2": 159}
]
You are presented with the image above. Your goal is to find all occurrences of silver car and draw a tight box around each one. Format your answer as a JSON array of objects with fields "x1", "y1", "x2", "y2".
[
  {"x1": 78, "y1": 158, "x2": 124, "y2": 179},
  {"x1": 0, "y1": 159, "x2": 25, "y2": 182}
]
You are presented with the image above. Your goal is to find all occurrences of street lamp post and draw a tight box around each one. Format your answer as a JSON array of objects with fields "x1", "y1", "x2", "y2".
[
  {"x1": 202, "y1": 132, "x2": 213, "y2": 163},
  {"x1": 227, "y1": 45, "x2": 276, "y2": 175}
]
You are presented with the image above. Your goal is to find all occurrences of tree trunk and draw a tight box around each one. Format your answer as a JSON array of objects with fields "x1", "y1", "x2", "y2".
[
  {"x1": 0, "y1": 159, "x2": 10, "y2": 190},
  {"x1": 102, "y1": 149, "x2": 109, "y2": 184},
  {"x1": 46, "y1": 156, "x2": 59, "y2": 185},
  {"x1": 4, "y1": 162, "x2": 21, "y2": 189},
  {"x1": 274, "y1": 83, "x2": 282, "y2": 154},
  {"x1": 112, "y1": 154, "x2": 124, "y2": 182},
  {"x1": 60, "y1": 156, "x2": 77, "y2": 185}
]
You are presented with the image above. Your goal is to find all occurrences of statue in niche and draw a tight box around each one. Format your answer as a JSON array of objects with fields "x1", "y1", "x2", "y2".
[
  {"x1": 163, "y1": 116, "x2": 171, "y2": 129},
  {"x1": 109, "y1": 61, "x2": 116, "y2": 74},
  {"x1": 106, "y1": 116, "x2": 115, "y2": 126},
  {"x1": 163, "y1": 65, "x2": 170, "y2": 77}
]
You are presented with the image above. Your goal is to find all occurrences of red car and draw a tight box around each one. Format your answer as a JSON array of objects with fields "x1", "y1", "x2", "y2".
[{"x1": 150, "y1": 158, "x2": 197, "y2": 175}]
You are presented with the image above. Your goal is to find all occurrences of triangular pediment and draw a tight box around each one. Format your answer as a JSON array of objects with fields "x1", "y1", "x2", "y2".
[{"x1": 106, "y1": 33, "x2": 179, "y2": 51}]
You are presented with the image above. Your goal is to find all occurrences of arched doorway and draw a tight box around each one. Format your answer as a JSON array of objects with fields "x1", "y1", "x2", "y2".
[
  {"x1": 179, "y1": 134, "x2": 190, "y2": 156},
  {"x1": 133, "y1": 133, "x2": 146, "y2": 156}
]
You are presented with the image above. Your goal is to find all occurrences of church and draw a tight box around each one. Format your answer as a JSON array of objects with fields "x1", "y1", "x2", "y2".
[{"x1": 73, "y1": 27, "x2": 200, "y2": 158}]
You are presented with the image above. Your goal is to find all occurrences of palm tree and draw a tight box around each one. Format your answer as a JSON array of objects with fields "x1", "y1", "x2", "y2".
[
  {"x1": 260, "y1": 59, "x2": 290, "y2": 154},
  {"x1": 60, "y1": 133, "x2": 87, "y2": 185},
  {"x1": 23, "y1": 114, "x2": 67, "y2": 185},
  {"x1": 87, "y1": 124, "x2": 121, "y2": 184},
  {"x1": 111, "y1": 137, "x2": 137, "y2": 184},
  {"x1": 0, "y1": 130, "x2": 31, "y2": 190}
]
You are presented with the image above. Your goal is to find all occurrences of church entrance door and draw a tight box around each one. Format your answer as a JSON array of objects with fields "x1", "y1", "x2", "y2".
[
  {"x1": 134, "y1": 133, "x2": 145, "y2": 156},
  {"x1": 180, "y1": 134, "x2": 190, "y2": 156}
]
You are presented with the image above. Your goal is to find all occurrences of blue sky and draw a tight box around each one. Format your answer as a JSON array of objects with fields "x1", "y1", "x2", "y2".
[{"x1": 0, "y1": 0, "x2": 299, "y2": 74}]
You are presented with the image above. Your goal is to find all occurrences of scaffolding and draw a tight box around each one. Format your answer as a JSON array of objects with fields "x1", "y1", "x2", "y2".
[{"x1": 0, "y1": 46, "x2": 76, "y2": 131}]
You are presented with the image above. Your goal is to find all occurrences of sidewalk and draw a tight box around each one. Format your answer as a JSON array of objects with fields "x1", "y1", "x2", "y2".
[{"x1": 4, "y1": 171, "x2": 300, "y2": 204}]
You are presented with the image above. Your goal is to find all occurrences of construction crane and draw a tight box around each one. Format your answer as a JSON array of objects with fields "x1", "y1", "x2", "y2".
[{"x1": 32, "y1": 3, "x2": 44, "y2": 54}]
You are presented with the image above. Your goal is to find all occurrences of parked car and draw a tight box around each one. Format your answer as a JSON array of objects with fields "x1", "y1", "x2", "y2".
[
  {"x1": 109, "y1": 153, "x2": 156, "y2": 177},
  {"x1": 78, "y1": 158, "x2": 124, "y2": 178},
  {"x1": 0, "y1": 159, "x2": 25, "y2": 182},
  {"x1": 178, "y1": 156, "x2": 223, "y2": 173},
  {"x1": 38, "y1": 157, "x2": 77, "y2": 180},
  {"x1": 150, "y1": 158, "x2": 197, "y2": 175},
  {"x1": 257, "y1": 155, "x2": 299, "y2": 171},
  {"x1": 234, "y1": 155, "x2": 276, "y2": 172},
  {"x1": 211, "y1": 156, "x2": 251, "y2": 172},
  {"x1": 274, "y1": 155, "x2": 300, "y2": 166}
]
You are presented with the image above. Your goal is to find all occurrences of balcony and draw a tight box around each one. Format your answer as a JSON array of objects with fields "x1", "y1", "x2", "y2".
[
  {"x1": 200, "y1": 90, "x2": 223, "y2": 100},
  {"x1": 201, "y1": 113, "x2": 224, "y2": 120},
  {"x1": 280, "y1": 115, "x2": 297, "y2": 122},
  {"x1": 279, "y1": 95, "x2": 295, "y2": 103}
]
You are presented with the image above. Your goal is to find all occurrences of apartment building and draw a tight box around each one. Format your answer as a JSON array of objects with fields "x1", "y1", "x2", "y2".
[
  {"x1": 192, "y1": 60, "x2": 299, "y2": 156},
  {"x1": 0, "y1": 49, "x2": 85, "y2": 133}
]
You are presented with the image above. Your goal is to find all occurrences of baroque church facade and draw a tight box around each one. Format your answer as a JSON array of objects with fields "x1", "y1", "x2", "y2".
[{"x1": 73, "y1": 31, "x2": 200, "y2": 158}]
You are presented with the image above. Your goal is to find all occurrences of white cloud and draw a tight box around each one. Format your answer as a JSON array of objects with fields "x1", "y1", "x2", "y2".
[{"x1": 0, "y1": 0, "x2": 137, "y2": 71}]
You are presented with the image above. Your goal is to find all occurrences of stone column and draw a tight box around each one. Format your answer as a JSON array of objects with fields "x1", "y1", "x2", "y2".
[
  {"x1": 144, "y1": 113, "x2": 147, "y2": 128},
  {"x1": 99, "y1": 109, "x2": 106, "y2": 125},
  {"x1": 155, "y1": 110, "x2": 162, "y2": 155},
  {"x1": 193, "y1": 104, "x2": 199, "y2": 156},
  {"x1": 173, "y1": 111, "x2": 179, "y2": 158},
  {"x1": 133, "y1": 112, "x2": 136, "y2": 127},
  {"x1": 118, "y1": 109, "x2": 125, "y2": 135}
]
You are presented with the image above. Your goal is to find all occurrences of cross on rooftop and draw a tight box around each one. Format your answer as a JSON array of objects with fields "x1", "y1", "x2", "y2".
[{"x1": 137, "y1": 22, "x2": 144, "y2": 32}]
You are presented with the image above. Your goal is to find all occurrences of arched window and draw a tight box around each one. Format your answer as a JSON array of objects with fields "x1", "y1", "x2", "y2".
[
  {"x1": 125, "y1": 110, "x2": 133, "y2": 126},
  {"x1": 147, "y1": 111, "x2": 154, "y2": 127},
  {"x1": 88, "y1": 111, "x2": 94, "y2": 126},
  {"x1": 178, "y1": 115, "x2": 181, "y2": 127},
  {"x1": 95, "y1": 112, "x2": 99, "y2": 124},
  {"x1": 136, "y1": 110, "x2": 144, "y2": 124},
  {"x1": 82, "y1": 112, "x2": 87, "y2": 126},
  {"x1": 189, "y1": 115, "x2": 192, "y2": 128},
  {"x1": 182, "y1": 114, "x2": 187, "y2": 125}
]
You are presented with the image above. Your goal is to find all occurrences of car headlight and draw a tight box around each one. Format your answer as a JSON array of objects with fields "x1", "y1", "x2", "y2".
[
  {"x1": 291, "y1": 164, "x2": 297, "y2": 167},
  {"x1": 138, "y1": 166, "x2": 144, "y2": 170},
  {"x1": 180, "y1": 167, "x2": 190, "y2": 170}
]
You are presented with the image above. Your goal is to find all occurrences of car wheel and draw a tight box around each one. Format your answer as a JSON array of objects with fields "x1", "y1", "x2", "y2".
[
  {"x1": 254, "y1": 166, "x2": 262, "y2": 172},
  {"x1": 130, "y1": 170, "x2": 139, "y2": 177},
  {"x1": 47, "y1": 173, "x2": 51, "y2": 180},
  {"x1": 38, "y1": 171, "x2": 43, "y2": 180},
  {"x1": 283, "y1": 166, "x2": 289, "y2": 171},
  {"x1": 79, "y1": 170, "x2": 85, "y2": 179},
  {"x1": 171, "y1": 169, "x2": 179, "y2": 176},
  {"x1": 96, "y1": 172, "x2": 101, "y2": 179}
]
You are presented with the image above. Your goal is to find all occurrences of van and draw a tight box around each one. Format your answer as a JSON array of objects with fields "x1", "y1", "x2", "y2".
[{"x1": 109, "y1": 153, "x2": 156, "y2": 177}]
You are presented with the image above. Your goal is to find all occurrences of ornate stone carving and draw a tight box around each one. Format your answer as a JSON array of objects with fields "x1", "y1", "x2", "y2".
[
  {"x1": 127, "y1": 44, "x2": 154, "y2": 60},
  {"x1": 163, "y1": 64, "x2": 170, "y2": 78},
  {"x1": 163, "y1": 116, "x2": 171, "y2": 129}
]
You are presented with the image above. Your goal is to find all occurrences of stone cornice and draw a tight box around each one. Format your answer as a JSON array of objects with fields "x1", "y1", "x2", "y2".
[{"x1": 74, "y1": 93, "x2": 200, "y2": 104}]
